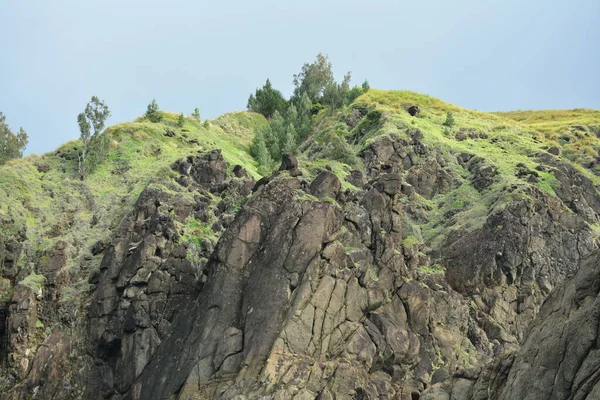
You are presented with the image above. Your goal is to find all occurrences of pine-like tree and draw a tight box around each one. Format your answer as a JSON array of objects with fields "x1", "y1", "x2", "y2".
[
  {"x1": 281, "y1": 123, "x2": 297, "y2": 154},
  {"x1": 192, "y1": 108, "x2": 201, "y2": 120},
  {"x1": 145, "y1": 99, "x2": 162, "y2": 123},
  {"x1": 177, "y1": 113, "x2": 185, "y2": 127},
  {"x1": 267, "y1": 110, "x2": 286, "y2": 159},
  {"x1": 297, "y1": 92, "x2": 313, "y2": 139},
  {"x1": 247, "y1": 79, "x2": 288, "y2": 119},
  {"x1": 443, "y1": 110, "x2": 455, "y2": 127}
]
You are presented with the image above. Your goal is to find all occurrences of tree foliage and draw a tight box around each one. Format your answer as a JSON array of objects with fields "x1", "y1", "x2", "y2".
[
  {"x1": 145, "y1": 99, "x2": 162, "y2": 123},
  {"x1": 192, "y1": 108, "x2": 201, "y2": 120},
  {"x1": 85, "y1": 96, "x2": 111, "y2": 135},
  {"x1": 361, "y1": 79, "x2": 370, "y2": 92},
  {"x1": 250, "y1": 131, "x2": 273, "y2": 175},
  {"x1": 293, "y1": 53, "x2": 335, "y2": 104},
  {"x1": 78, "y1": 96, "x2": 111, "y2": 178},
  {"x1": 249, "y1": 54, "x2": 370, "y2": 174},
  {"x1": 0, "y1": 112, "x2": 28, "y2": 165},
  {"x1": 247, "y1": 79, "x2": 288, "y2": 119},
  {"x1": 177, "y1": 113, "x2": 185, "y2": 127}
]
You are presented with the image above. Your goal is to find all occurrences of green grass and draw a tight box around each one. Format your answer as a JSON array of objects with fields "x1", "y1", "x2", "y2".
[
  {"x1": 496, "y1": 109, "x2": 600, "y2": 172},
  {"x1": 419, "y1": 264, "x2": 445, "y2": 275},
  {"x1": 537, "y1": 171, "x2": 558, "y2": 196},
  {"x1": 402, "y1": 235, "x2": 422, "y2": 249},
  {"x1": 0, "y1": 110, "x2": 266, "y2": 306},
  {"x1": 19, "y1": 272, "x2": 45, "y2": 292}
]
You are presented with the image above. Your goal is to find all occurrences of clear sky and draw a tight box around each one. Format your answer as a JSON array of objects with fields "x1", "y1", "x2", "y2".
[{"x1": 1, "y1": 0, "x2": 599, "y2": 155}]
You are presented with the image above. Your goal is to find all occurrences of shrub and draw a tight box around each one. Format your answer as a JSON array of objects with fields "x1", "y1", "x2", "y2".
[
  {"x1": 443, "y1": 110, "x2": 455, "y2": 127},
  {"x1": 311, "y1": 103, "x2": 325, "y2": 115}
]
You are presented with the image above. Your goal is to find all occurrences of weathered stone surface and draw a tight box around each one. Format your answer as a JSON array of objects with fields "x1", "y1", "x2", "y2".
[
  {"x1": 4, "y1": 125, "x2": 600, "y2": 400},
  {"x1": 310, "y1": 170, "x2": 341, "y2": 199}
]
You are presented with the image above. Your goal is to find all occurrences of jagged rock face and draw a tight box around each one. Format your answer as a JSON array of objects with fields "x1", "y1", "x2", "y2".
[
  {"x1": 4, "y1": 126, "x2": 600, "y2": 400},
  {"x1": 85, "y1": 150, "x2": 248, "y2": 399},
  {"x1": 118, "y1": 169, "x2": 482, "y2": 400},
  {"x1": 424, "y1": 250, "x2": 600, "y2": 400},
  {"x1": 496, "y1": 251, "x2": 600, "y2": 400},
  {"x1": 86, "y1": 188, "x2": 199, "y2": 398},
  {"x1": 360, "y1": 133, "x2": 458, "y2": 200},
  {"x1": 444, "y1": 188, "x2": 596, "y2": 345}
]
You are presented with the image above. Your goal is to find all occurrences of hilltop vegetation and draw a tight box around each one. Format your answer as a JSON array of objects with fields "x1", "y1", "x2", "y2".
[{"x1": 0, "y1": 110, "x2": 266, "y2": 283}]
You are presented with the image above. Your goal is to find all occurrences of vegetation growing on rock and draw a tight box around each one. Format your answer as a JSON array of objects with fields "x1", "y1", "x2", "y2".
[{"x1": 1, "y1": 56, "x2": 600, "y2": 399}]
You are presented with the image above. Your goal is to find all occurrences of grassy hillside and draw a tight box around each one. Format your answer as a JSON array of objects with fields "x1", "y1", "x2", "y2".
[
  {"x1": 2, "y1": 90, "x2": 599, "y2": 292},
  {"x1": 301, "y1": 90, "x2": 600, "y2": 246},
  {"x1": 496, "y1": 109, "x2": 600, "y2": 170},
  {"x1": 0, "y1": 111, "x2": 267, "y2": 285}
]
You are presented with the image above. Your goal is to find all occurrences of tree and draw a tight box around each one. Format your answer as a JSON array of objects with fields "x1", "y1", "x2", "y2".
[
  {"x1": 443, "y1": 110, "x2": 455, "y2": 127},
  {"x1": 145, "y1": 99, "x2": 162, "y2": 123},
  {"x1": 84, "y1": 96, "x2": 111, "y2": 135},
  {"x1": 77, "y1": 96, "x2": 110, "y2": 178},
  {"x1": 0, "y1": 112, "x2": 28, "y2": 165},
  {"x1": 177, "y1": 113, "x2": 185, "y2": 127},
  {"x1": 322, "y1": 82, "x2": 344, "y2": 110},
  {"x1": 281, "y1": 123, "x2": 297, "y2": 154},
  {"x1": 362, "y1": 79, "x2": 370, "y2": 92},
  {"x1": 77, "y1": 113, "x2": 91, "y2": 178},
  {"x1": 247, "y1": 79, "x2": 288, "y2": 119},
  {"x1": 266, "y1": 110, "x2": 286, "y2": 159},
  {"x1": 296, "y1": 92, "x2": 313, "y2": 139},
  {"x1": 250, "y1": 131, "x2": 273, "y2": 175},
  {"x1": 340, "y1": 72, "x2": 352, "y2": 94},
  {"x1": 192, "y1": 108, "x2": 201, "y2": 120},
  {"x1": 293, "y1": 53, "x2": 334, "y2": 103},
  {"x1": 345, "y1": 86, "x2": 364, "y2": 104}
]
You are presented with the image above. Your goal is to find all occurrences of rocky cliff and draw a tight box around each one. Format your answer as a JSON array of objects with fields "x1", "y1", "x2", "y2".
[{"x1": 1, "y1": 91, "x2": 600, "y2": 399}]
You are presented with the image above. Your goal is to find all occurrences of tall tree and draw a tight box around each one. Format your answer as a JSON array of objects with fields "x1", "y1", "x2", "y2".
[
  {"x1": 77, "y1": 112, "x2": 91, "y2": 178},
  {"x1": 296, "y1": 92, "x2": 313, "y2": 139},
  {"x1": 251, "y1": 131, "x2": 273, "y2": 175},
  {"x1": 293, "y1": 53, "x2": 335, "y2": 103},
  {"x1": 247, "y1": 79, "x2": 288, "y2": 119},
  {"x1": 0, "y1": 112, "x2": 28, "y2": 165},
  {"x1": 78, "y1": 96, "x2": 111, "y2": 178},
  {"x1": 84, "y1": 96, "x2": 111, "y2": 135},
  {"x1": 322, "y1": 82, "x2": 344, "y2": 110},
  {"x1": 281, "y1": 123, "x2": 297, "y2": 154},
  {"x1": 267, "y1": 110, "x2": 286, "y2": 159}
]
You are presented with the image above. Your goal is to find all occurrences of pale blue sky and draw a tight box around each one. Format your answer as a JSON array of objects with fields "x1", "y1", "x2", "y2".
[{"x1": 1, "y1": 0, "x2": 598, "y2": 155}]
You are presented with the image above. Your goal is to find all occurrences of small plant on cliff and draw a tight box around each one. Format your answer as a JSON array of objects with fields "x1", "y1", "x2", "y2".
[{"x1": 443, "y1": 110, "x2": 455, "y2": 127}]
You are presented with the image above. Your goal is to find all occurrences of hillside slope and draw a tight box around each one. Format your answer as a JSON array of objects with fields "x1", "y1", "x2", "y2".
[{"x1": 1, "y1": 91, "x2": 600, "y2": 399}]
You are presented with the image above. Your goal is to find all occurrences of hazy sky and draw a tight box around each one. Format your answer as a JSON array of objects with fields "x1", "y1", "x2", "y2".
[{"x1": 1, "y1": 0, "x2": 599, "y2": 155}]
